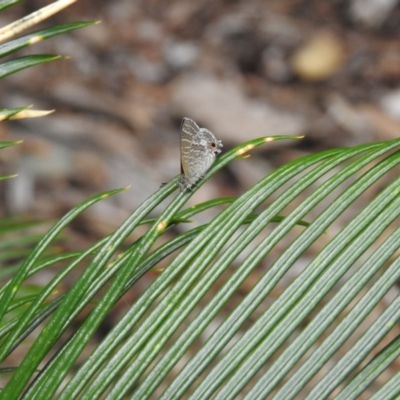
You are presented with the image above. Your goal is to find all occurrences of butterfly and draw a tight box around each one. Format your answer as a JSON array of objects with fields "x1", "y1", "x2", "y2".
[{"x1": 178, "y1": 117, "x2": 223, "y2": 191}]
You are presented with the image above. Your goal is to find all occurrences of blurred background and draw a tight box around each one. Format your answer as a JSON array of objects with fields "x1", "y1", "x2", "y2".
[{"x1": 1, "y1": 0, "x2": 400, "y2": 232}]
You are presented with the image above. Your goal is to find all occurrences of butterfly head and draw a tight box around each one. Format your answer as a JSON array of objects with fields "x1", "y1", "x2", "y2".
[{"x1": 209, "y1": 139, "x2": 223, "y2": 155}]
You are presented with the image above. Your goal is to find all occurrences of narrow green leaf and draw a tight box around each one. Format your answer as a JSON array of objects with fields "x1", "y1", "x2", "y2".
[
  {"x1": 0, "y1": 141, "x2": 22, "y2": 150},
  {"x1": 0, "y1": 22, "x2": 97, "y2": 58},
  {"x1": 0, "y1": 174, "x2": 18, "y2": 181},
  {"x1": 124, "y1": 225, "x2": 205, "y2": 290},
  {"x1": 0, "y1": 55, "x2": 62, "y2": 79},
  {"x1": 336, "y1": 335, "x2": 400, "y2": 400},
  {"x1": 0, "y1": 297, "x2": 64, "y2": 348},
  {"x1": 140, "y1": 197, "x2": 236, "y2": 226},
  {"x1": 0, "y1": 0, "x2": 23, "y2": 12},
  {"x1": 0, "y1": 107, "x2": 29, "y2": 120},
  {"x1": 0, "y1": 367, "x2": 18, "y2": 374},
  {"x1": 369, "y1": 369, "x2": 400, "y2": 400},
  {"x1": 7, "y1": 295, "x2": 38, "y2": 313},
  {"x1": 0, "y1": 252, "x2": 80, "y2": 299}
]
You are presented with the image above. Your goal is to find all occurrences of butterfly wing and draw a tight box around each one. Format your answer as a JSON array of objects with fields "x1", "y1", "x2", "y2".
[
  {"x1": 180, "y1": 117, "x2": 200, "y2": 178},
  {"x1": 179, "y1": 118, "x2": 222, "y2": 191},
  {"x1": 186, "y1": 130, "x2": 217, "y2": 185}
]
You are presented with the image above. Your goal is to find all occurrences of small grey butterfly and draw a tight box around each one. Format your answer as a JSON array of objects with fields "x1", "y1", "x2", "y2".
[{"x1": 179, "y1": 117, "x2": 223, "y2": 191}]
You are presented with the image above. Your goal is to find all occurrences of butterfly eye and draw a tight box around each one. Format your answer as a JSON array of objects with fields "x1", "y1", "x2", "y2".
[{"x1": 210, "y1": 142, "x2": 216, "y2": 149}]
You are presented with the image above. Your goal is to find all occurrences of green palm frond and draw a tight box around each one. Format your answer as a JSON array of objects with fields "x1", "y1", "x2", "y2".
[{"x1": 0, "y1": 136, "x2": 398, "y2": 399}]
